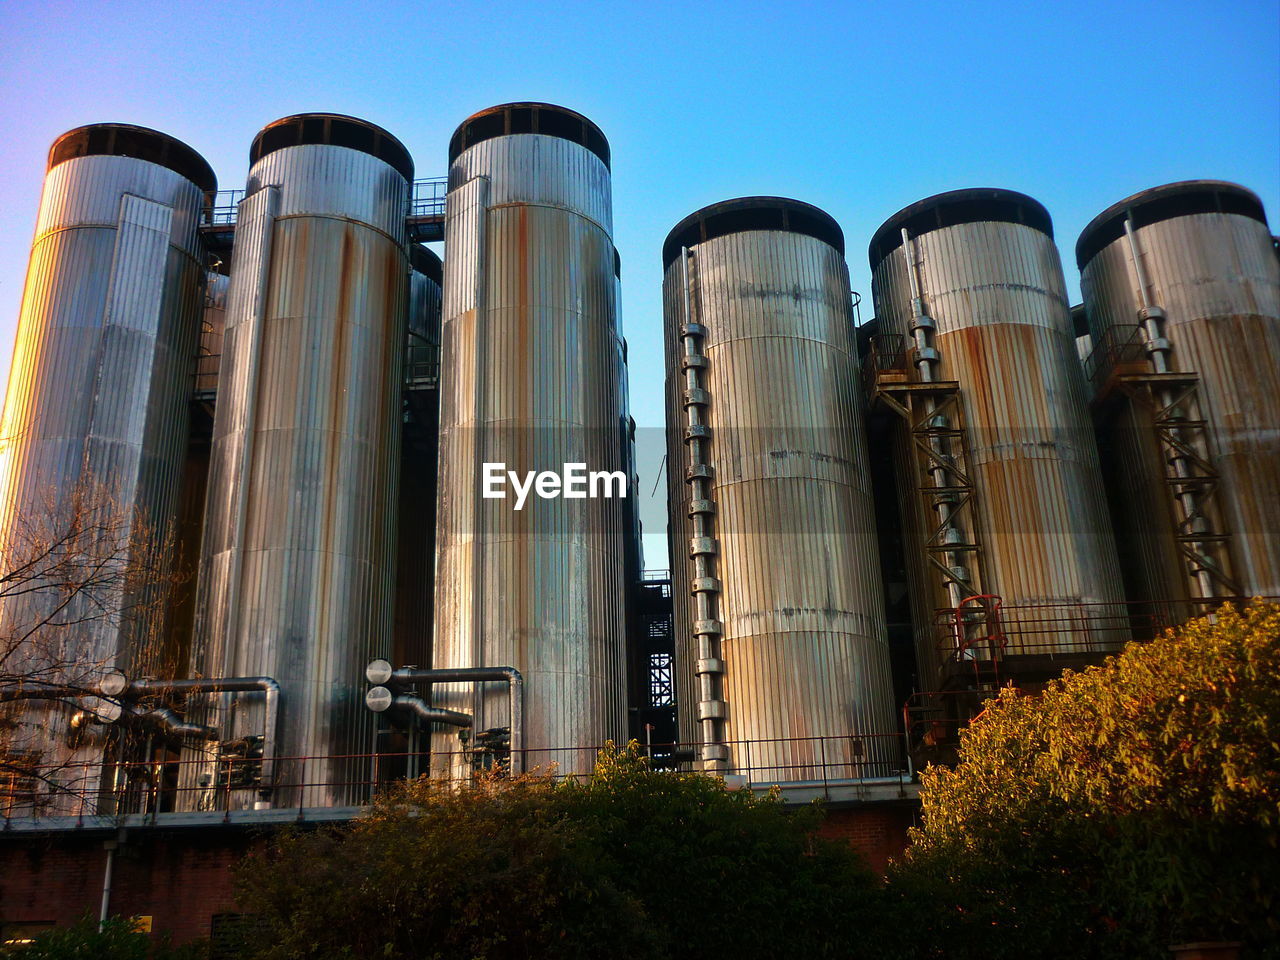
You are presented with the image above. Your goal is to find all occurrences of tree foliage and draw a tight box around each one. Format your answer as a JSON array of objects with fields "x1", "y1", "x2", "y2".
[
  {"x1": 889, "y1": 601, "x2": 1280, "y2": 958},
  {"x1": 235, "y1": 744, "x2": 885, "y2": 960},
  {"x1": 12, "y1": 914, "x2": 207, "y2": 959}
]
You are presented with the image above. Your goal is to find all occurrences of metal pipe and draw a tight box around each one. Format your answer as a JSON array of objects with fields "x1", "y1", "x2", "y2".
[
  {"x1": 126, "y1": 677, "x2": 281, "y2": 799},
  {"x1": 1124, "y1": 218, "x2": 1217, "y2": 601},
  {"x1": 132, "y1": 705, "x2": 217, "y2": 741},
  {"x1": 900, "y1": 229, "x2": 968, "y2": 612},
  {"x1": 375, "y1": 666, "x2": 524, "y2": 774},
  {"x1": 98, "y1": 836, "x2": 117, "y2": 930},
  {"x1": 388, "y1": 692, "x2": 472, "y2": 728},
  {"x1": 679, "y1": 245, "x2": 728, "y2": 773}
]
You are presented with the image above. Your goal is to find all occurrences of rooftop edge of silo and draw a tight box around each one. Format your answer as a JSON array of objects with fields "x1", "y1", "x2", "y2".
[
  {"x1": 250, "y1": 113, "x2": 414, "y2": 182},
  {"x1": 448, "y1": 102, "x2": 610, "y2": 170},
  {"x1": 48, "y1": 123, "x2": 217, "y2": 194},
  {"x1": 663, "y1": 196, "x2": 845, "y2": 271},
  {"x1": 1075, "y1": 180, "x2": 1268, "y2": 271},
  {"x1": 868, "y1": 188, "x2": 1053, "y2": 269}
]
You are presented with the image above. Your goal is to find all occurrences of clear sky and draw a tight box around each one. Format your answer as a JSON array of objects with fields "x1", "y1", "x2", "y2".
[{"x1": 1, "y1": 0, "x2": 1277, "y2": 566}]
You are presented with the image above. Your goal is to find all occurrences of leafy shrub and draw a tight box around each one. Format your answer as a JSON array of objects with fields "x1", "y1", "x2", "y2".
[{"x1": 888, "y1": 601, "x2": 1280, "y2": 958}]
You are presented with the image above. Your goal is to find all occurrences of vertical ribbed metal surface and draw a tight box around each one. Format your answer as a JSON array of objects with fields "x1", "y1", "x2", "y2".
[
  {"x1": 872, "y1": 220, "x2": 1127, "y2": 678},
  {"x1": 1081, "y1": 211, "x2": 1280, "y2": 598},
  {"x1": 0, "y1": 153, "x2": 206, "y2": 809},
  {"x1": 433, "y1": 133, "x2": 628, "y2": 776},
  {"x1": 191, "y1": 144, "x2": 408, "y2": 807},
  {"x1": 663, "y1": 229, "x2": 896, "y2": 779}
]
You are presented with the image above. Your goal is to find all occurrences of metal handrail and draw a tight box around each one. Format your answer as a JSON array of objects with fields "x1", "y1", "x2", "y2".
[
  {"x1": 0, "y1": 733, "x2": 910, "y2": 820},
  {"x1": 199, "y1": 177, "x2": 448, "y2": 229}
]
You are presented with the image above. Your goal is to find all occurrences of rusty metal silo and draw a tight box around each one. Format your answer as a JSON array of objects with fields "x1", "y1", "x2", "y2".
[
  {"x1": 0, "y1": 124, "x2": 214, "y2": 812},
  {"x1": 433, "y1": 102, "x2": 628, "y2": 777},
  {"x1": 1077, "y1": 181, "x2": 1280, "y2": 608},
  {"x1": 190, "y1": 114, "x2": 412, "y2": 807},
  {"x1": 662, "y1": 198, "x2": 896, "y2": 781},
  {"x1": 867, "y1": 189, "x2": 1127, "y2": 690}
]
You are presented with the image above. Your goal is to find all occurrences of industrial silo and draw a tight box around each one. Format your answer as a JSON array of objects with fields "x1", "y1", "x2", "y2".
[
  {"x1": 0, "y1": 124, "x2": 215, "y2": 812},
  {"x1": 433, "y1": 102, "x2": 628, "y2": 777},
  {"x1": 1077, "y1": 181, "x2": 1280, "y2": 608},
  {"x1": 191, "y1": 114, "x2": 412, "y2": 807},
  {"x1": 868, "y1": 189, "x2": 1127, "y2": 689},
  {"x1": 662, "y1": 197, "x2": 896, "y2": 780}
]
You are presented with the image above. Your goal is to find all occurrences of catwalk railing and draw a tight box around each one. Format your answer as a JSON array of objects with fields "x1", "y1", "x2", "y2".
[
  {"x1": 0, "y1": 734, "x2": 909, "y2": 821},
  {"x1": 199, "y1": 178, "x2": 448, "y2": 230}
]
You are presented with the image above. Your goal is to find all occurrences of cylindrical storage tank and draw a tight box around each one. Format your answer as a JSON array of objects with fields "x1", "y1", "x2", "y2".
[
  {"x1": 662, "y1": 198, "x2": 896, "y2": 781},
  {"x1": 1077, "y1": 181, "x2": 1280, "y2": 604},
  {"x1": 869, "y1": 189, "x2": 1127, "y2": 683},
  {"x1": 0, "y1": 124, "x2": 214, "y2": 813},
  {"x1": 433, "y1": 102, "x2": 628, "y2": 777},
  {"x1": 190, "y1": 114, "x2": 412, "y2": 808}
]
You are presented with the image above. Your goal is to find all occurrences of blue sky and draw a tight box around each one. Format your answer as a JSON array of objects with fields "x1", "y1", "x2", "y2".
[{"x1": 2, "y1": 0, "x2": 1277, "y2": 566}]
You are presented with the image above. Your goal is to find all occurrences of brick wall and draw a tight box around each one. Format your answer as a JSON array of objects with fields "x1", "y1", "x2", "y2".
[
  {"x1": 816, "y1": 802, "x2": 918, "y2": 873},
  {"x1": 0, "y1": 831, "x2": 259, "y2": 946}
]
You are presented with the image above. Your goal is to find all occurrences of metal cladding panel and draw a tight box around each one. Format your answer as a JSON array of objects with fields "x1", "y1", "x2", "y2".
[
  {"x1": 192, "y1": 145, "x2": 408, "y2": 807},
  {"x1": 407, "y1": 267, "x2": 442, "y2": 373},
  {"x1": 433, "y1": 133, "x2": 627, "y2": 776},
  {"x1": 446, "y1": 134, "x2": 613, "y2": 235},
  {"x1": 0, "y1": 154, "x2": 205, "y2": 810},
  {"x1": 663, "y1": 230, "x2": 896, "y2": 778},
  {"x1": 1080, "y1": 212, "x2": 1280, "y2": 596},
  {"x1": 871, "y1": 220, "x2": 1127, "y2": 669}
]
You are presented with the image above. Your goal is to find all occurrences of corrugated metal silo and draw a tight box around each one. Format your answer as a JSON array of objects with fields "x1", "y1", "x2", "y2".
[
  {"x1": 433, "y1": 102, "x2": 628, "y2": 777},
  {"x1": 1077, "y1": 181, "x2": 1280, "y2": 607},
  {"x1": 662, "y1": 198, "x2": 896, "y2": 780},
  {"x1": 0, "y1": 124, "x2": 215, "y2": 811},
  {"x1": 190, "y1": 114, "x2": 412, "y2": 807},
  {"x1": 868, "y1": 189, "x2": 1127, "y2": 687}
]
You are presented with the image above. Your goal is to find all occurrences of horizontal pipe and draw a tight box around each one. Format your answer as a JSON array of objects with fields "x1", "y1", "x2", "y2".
[
  {"x1": 390, "y1": 693, "x2": 472, "y2": 728},
  {"x1": 131, "y1": 705, "x2": 217, "y2": 741},
  {"x1": 385, "y1": 666, "x2": 524, "y2": 774},
  {"x1": 126, "y1": 678, "x2": 280, "y2": 799}
]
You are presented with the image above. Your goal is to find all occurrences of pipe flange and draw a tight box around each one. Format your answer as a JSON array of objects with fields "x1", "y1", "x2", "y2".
[{"x1": 689, "y1": 537, "x2": 718, "y2": 556}]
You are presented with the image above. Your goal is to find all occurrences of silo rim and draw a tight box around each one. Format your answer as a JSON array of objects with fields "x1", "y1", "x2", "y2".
[
  {"x1": 448, "y1": 102, "x2": 610, "y2": 170},
  {"x1": 662, "y1": 196, "x2": 845, "y2": 270},
  {"x1": 409, "y1": 243, "x2": 442, "y2": 285},
  {"x1": 1075, "y1": 180, "x2": 1269, "y2": 271},
  {"x1": 868, "y1": 188, "x2": 1053, "y2": 269},
  {"x1": 250, "y1": 113, "x2": 414, "y2": 182},
  {"x1": 48, "y1": 123, "x2": 217, "y2": 194}
]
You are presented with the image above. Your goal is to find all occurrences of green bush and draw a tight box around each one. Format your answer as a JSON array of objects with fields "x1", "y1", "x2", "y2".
[
  {"x1": 888, "y1": 601, "x2": 1280, "y2": 958},
  {"x1": 235, "y1": 744, "x2": 886, "y2": 959},
  {"x1": 13, "y1": 914, "x2": 207, "y2": 960}
]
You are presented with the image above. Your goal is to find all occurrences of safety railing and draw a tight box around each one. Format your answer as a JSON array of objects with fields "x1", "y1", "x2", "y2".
[
  {"x1": 203, "y1": 190, "x2": 245, "y2": 226},
  {"x1": 198, "y1": 178, "x2": 448, "y2": 229},
  {"x1": 0, "y1": 734, "x2": 909, "y2": 822},
  {"x1": 1082, "y1": 322, "x2": 1147, "y2": 386},
  {"x1": 930, "y1": 596, "x2": 1266, "y2": 667},
  {"x1": 409, "y1": 177, "x2": 447, "y2": 220}
]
